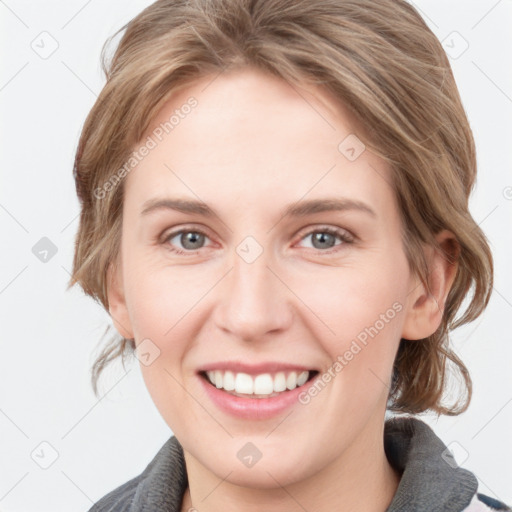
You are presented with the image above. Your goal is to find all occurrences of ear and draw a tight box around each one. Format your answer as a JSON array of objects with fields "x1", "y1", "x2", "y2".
[
  {"x1": 401, "y1": 230, "x2": 460, "y2": 341},
  {"x1": 106, "y1": 260, "x2": 134, "y2": 340}
]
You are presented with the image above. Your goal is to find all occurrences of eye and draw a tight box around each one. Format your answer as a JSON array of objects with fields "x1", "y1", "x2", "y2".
[
  {"x1": 161, "y1": 225, "x2": 354, "y2": 256},
  {"x1": 162, "y1": 228, "x2": 212, "y2": 255},
  {"x1": 296, "y1": 226, "x2": 354, "y2": 253}
]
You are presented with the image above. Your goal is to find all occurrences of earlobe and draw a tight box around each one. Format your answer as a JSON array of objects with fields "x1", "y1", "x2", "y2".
[
  {"x1": 106, "y1": 261, "x2": 135, "y2": 340},
  {"x1": 401, "y1": 230, "x2": 460, "y2": 341}
]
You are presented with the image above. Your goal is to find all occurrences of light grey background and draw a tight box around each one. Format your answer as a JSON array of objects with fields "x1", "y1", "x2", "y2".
[{"x1": 0, "y1": 1, "x2": 511, "y2": 510}]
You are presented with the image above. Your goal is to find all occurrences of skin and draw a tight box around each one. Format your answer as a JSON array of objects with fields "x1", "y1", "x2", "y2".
[{"x1": 107, "y1": 66, "x2": 459, "y2": 512}]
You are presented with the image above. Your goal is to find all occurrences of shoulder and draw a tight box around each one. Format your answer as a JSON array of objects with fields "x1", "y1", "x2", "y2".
[
  {"x1": 462, "y1": 493, "x2": 512, "y2": 512},
  {"x1": 86, "y1": 472, "x2": 141, "y2": 512},
  {"x1": 85, "y1": 435, "x2": 187, "y2": 512}
]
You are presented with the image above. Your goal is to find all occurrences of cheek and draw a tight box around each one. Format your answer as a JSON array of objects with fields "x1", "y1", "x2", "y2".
[
  {"x1": 125, "y1": 265, "x2": 202, "y2": 420},
  {"x1": 125, "y1": 256, "x2": 210, "y2": 340},
  {"x1": 294, "y1": 257, "x2": 406, "y2": 340},
  {"x1": 295, "y1": 255, "x2": 407, "y2": 400}
]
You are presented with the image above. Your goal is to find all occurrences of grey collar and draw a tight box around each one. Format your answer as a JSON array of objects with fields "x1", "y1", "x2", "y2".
[{"x1": 384, "y1": 416, "x2": 477, "y2": 511}]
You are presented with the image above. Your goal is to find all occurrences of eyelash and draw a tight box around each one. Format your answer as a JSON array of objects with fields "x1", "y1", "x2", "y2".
[{"x1": 161, "y1": 225, "x2": 354, "y2": 256}]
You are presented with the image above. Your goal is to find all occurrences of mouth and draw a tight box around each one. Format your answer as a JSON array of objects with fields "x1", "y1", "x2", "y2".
[{"x1": 199, "y1": 369, "x2": 320, "y2": 399}]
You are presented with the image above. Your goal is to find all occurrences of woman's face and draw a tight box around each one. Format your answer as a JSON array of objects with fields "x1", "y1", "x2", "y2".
[{"x1": 109, "y1": 67, "x2": 424, "y2": 487}]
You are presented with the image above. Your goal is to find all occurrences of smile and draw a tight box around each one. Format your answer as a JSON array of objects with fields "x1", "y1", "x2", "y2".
[
  {"x1": 198, "y1": 369, "x2": 320, "y2": 419},
  {"x1": 202, "y1": 370, "x2": 318, "y2": 398}
]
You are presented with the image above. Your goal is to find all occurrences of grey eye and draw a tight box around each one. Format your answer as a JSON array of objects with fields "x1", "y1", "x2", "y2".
[
  {"x1": 309, "y1": 232, "x2": 338, "y2": 250},
  {"x1": 165, "y1": 230, "x2": 209, "y2": 252}
]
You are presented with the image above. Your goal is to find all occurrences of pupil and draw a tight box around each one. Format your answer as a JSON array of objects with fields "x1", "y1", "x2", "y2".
[
  {"x1": 183, "y1": 232, "x2": 203, "y2": 249},
  {"x1": 313, "y1": 232, "x2": 334, "y2": 249}
]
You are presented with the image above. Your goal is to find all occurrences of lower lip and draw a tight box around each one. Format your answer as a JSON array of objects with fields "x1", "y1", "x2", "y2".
[{"x1": 198, "y1": 373, "x2": 318, "y2": 420}]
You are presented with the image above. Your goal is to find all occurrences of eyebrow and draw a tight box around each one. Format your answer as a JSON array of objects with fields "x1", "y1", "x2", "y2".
[{"x1": 140, "y1": 197, "x2": 377, "y2": 219}]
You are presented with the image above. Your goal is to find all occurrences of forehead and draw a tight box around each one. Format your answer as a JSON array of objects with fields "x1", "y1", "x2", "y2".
[{"x1": 123, "y1": 67, "x2": 394, "y2": 218}]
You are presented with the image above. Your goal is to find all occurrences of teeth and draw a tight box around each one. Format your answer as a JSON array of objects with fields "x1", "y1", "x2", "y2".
[
  {"x1": 205, "y1": 370, "x2": 311, "y2": 397},
  {"x1": 235, "y1": 372, "x2": 254, "y2": 394},
  {"x1": 286, "y1": 372, "x2": 296, "y2": 390},
  {"x1": 274, "y1": 372, "x2": 287, "y2": 392},
  {"x1": 254, "y1": 374, "x2": 273, "y2": 394},
  {"x1": 297, "y1": 371, "x2": 309, "y2": 387},
  {"x1": 214, "y1": 370, "x2": 223, "y2": 389},
  {"x1": 223, "y1": 370, "x2": 235, "y2": 391}
]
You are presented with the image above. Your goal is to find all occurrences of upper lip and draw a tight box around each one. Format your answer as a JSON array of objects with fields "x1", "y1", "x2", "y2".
[{"x1": 198, "y1": 361, "x2": 318, "y2": 375}]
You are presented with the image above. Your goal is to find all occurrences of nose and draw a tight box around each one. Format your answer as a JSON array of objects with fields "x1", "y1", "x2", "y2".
[{"x1": 212, "y1": 243, "x2": 293, "y2": 343}]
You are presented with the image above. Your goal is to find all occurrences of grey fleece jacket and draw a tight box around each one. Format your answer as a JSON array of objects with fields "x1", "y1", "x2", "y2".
[{"x1": 87, "y1": 416, "x2": 510, "y2": 511}]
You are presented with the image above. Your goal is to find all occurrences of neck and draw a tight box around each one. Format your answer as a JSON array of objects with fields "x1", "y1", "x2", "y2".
[{"x1": 181, "y1": 417, "x2": 401, "y2": 512}]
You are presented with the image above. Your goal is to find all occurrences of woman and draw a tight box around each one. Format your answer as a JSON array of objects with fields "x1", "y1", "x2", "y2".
[{"x1": 69, "y1": 0, "x2": 510, "y2": 510}]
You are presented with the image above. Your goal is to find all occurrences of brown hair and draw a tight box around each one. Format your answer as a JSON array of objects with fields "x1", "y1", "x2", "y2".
[{"x1": 68, "y1": 0, "x2": 493, "y2": 415}]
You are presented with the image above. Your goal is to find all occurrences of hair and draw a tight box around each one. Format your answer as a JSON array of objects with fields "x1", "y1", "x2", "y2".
[{"x1": 69, "y1": 0, "x2": 493, "y2": 415}]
